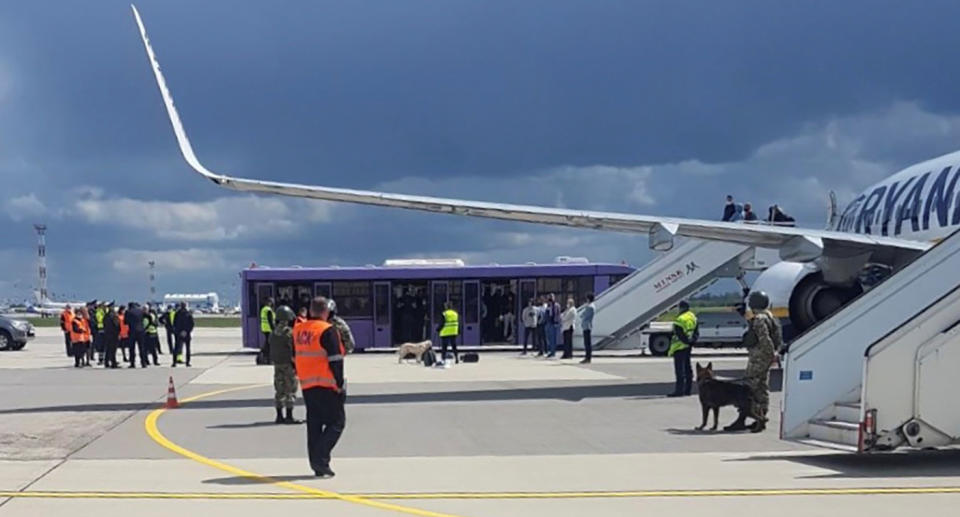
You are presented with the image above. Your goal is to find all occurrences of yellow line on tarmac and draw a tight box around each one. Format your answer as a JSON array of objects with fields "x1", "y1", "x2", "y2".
[
  {"x1": 363, "y1": 486, "x2": 960, "y2": 499},
  {"x1": 0, "y1": 491, "x2": 325, "y2": 500},
  {"x1": 4, "y1": 486, "x2": 960, "y2": 501},
  {"x1": 144, "y1": 384, "x2": 467, "y2": 517},
  {"x1": 140, "y1": 384, "x2": 960, "y2": 512}
]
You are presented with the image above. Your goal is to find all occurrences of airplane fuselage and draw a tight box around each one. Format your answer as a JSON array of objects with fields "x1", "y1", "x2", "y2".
[{"x1": 837, "y1": 150, "x2": 960, "y2": 243}]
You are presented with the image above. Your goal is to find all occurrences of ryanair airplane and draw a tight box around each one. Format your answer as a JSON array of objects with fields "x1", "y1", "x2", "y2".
[{"x1": 132, "y1": 6, "x2": 952, "y2": 335}]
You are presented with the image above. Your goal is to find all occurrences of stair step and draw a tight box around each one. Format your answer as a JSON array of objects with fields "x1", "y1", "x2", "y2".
[
  {"x1": 795, "y1": 438, "x2": 858, "y2": 453},
  {"x1": 832, "y1": 402, "x2": 862, "y2": 424},
  {"x1": 808, "y1": 419, "x2": 860, "y2": 447}
]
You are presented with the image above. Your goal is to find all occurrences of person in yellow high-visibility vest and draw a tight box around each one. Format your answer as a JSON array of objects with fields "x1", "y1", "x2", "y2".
[
  {"x1": 667, "y1": 300, "x2": 698, "y2": 397},
  {"x1": 259, "y1": 298, "x2": 275, "y2": 364},
  {"x1": 437, "y1": 301, "x2": 460, "y2": 364}
]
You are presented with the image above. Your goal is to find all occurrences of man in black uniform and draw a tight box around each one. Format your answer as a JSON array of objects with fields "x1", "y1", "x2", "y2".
[
  {"x1": 125, "y1": 303, "x2": 146, "y2": 368},
  {"x1": 102, "y1": 303, "x2": 120, "y2": 369},
  {"x1": 294, "y1": 297, "x2": 345, "y2": 478},
  {"x1": 173, "y1": 302, "x2": 195, "y2": 367}
]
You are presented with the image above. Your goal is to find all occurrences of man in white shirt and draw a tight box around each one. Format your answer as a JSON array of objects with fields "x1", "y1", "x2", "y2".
[
  {"x1": 560, "y1": 297, "x2": 577, "y2": 359},
  {"x1": 579, "y1": 293, "x2": 596, "y2": 364}
]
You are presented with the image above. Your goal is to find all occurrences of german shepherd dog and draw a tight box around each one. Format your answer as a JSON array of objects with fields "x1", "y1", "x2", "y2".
[{"x1": 695, "y1": 362, "x2": 752, "y2": 431}]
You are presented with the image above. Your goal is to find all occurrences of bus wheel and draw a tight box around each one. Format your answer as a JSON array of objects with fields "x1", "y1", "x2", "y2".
[{"x1": 649, "y1": 335, "x2": 670, "y2": 356}]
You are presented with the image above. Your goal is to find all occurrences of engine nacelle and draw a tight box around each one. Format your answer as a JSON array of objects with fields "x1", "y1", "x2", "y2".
[{"x1": 751, "y1": 261, "x2": 863, "y2": 339}]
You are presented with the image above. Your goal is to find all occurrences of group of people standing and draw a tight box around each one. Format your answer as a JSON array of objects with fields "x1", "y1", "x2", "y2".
[
  {"x1": 520, "y1": 293, "x2": 595, "y2": 363},
  {"x1": 259, "y1": 297, "x2": 355, "y2": 365},
  {"x1": 59, "y1": 301, "x2": 195, "y2": 369},
  {"x1": 393, "y1": 288, "x2": 429, "y2": 344},
  {"x1": 722, "y1": 195, "x2": 795, "y2": 226}
]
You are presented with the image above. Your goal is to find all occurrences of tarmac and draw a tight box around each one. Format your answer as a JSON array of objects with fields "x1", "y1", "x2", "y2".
[{"x1": 0, "y1": 327, "x2": 958, "y2": 516}]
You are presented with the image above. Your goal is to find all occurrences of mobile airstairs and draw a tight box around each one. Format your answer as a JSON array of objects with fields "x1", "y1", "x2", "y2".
[
  {"x1": 782, "y1": 230, "x2": 960, "y2": 452},
  {"x1": 576, "y1": 239, "x2": 778, "y2": 351}
]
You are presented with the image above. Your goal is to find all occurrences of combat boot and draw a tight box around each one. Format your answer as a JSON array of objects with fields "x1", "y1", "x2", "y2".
[
  {"x1": 283, "y1": 407, "x2": 301, "y2": 425},
  {"x1": 274, "y1": 407, "x2": 284, "y2": 424},
  {"x1": 723, "y1": 411, "x2": 750, "y2": 432},
  {"x1": 750, "y1": 420, "x2": 767, "y2": 433}
]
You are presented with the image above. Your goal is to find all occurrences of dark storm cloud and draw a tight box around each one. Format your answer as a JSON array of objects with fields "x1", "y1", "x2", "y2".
[{"x1": 3, "y1": 0, "x2": 960, "y2": 301}]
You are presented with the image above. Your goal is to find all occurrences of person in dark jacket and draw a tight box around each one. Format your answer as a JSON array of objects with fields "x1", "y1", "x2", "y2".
[
  {"x1": 125, "y1": 303, "x2": 146, "y2": 368},
  {"x1": 269, "y1": 305, "x2": 298, "y2": 424},
  {"x1": 722, "y1": 195, "x2": 743, "y2": 222},
  {"x1": 767, "y1": 204, "x2": 796, "y2": 226},
  {"x1": 742, "y1": 202, "x2": 759, "y2": 221},
  {"x1": 102, "y1": 304, "x2": 121, "y2": 369},
  {"x1": 535, "y1": 296, "x2": 547, "y2": 356},
  {"x1": 173, "y1": 302, "x2": 195, "y2": 367}
]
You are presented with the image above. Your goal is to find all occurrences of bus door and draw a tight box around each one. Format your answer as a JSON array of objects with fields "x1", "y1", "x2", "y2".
[
  {"x1": 462, "y1": 280, "x2": 480, "y2": 346},
  {"x1": 313, "y1": 282, "x2": 332, "y2": 299},
  {"x1": 254, "y1": 283, "x2": 275, "y2": 349},
  {"x1": 373, "y1": 281, "x2": 392, "y2": 348}
]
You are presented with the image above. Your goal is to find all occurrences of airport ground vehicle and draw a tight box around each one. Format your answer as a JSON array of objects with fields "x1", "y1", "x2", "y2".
[
  {"x1": 0, "y1": 315, "x2": 35, "y2": 351},
  {"x1": 240, "y1": 259, "x2": 633, "y2": 351},
  {"x1": 640, "y1": 311, "x2": 748, "y2": 356}
]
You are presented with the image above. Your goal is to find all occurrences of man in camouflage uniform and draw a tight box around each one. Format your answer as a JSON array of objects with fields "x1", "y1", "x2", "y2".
[
  {"x1": 269, "y1": 305, "x2": 300, "y2": 424},
  {"x1": 741, "y1": 290, "x2": 782, "y2": 433},
  {"x1": 327, "y1": 299, "x2": 355, "y2": 354}
]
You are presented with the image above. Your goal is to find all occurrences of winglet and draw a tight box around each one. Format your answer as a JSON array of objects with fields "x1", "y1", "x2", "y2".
[{"x1": 130, "y1": 4, "x2": 225, "y2": 185}]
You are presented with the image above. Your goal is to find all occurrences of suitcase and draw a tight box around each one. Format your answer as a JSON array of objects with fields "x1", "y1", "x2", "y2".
[
  {"x1": 422, "y1": 349, "x2": 437, "y2": 367},
  {"x1": 462, "y1": 352, "x2": 479, "y2": 363}
]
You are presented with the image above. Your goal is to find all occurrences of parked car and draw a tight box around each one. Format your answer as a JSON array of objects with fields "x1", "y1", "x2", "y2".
[
  {"x1": 641, "y1": 310, "x2": 748, "y2": 356},
  {"x1": 0, "y1": 315, "x2": 35, "y2": 350}
]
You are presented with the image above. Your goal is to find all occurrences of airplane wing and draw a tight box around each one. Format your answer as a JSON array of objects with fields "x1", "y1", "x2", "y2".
[{"x1": 131, "y1": 5, "x2": 929, "y2": 267}]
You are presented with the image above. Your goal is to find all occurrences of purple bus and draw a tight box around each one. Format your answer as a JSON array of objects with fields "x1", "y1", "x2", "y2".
[{"x1": 241, "y1": 260, "x2": 634, "y2": 351}]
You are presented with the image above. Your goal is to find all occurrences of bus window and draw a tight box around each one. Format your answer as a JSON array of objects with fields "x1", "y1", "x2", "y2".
[
  {"x1": 537, "y1": 277, "x2": 580, "y2": 305},
  {"x1": 519, "y1": 279, "x2": 535, "y2": 306},
  {"x1": 332, "y1": 281, "x2": 372, "y2": 318},
  {"x1": 609, "y1": 274, "x2": 628, "y2": 287},
  {"x1": 464, "y1": 281, "x2": 479, "y2": 325},
  {"x1": 537, "y1": 277, "x2": 562, "y2": 295},
  {"x1": 450, "y1": 281, "x2": 463, "y2": 315},
  {"x1": 314, "y1": 283, "x2": 332, "y2": 299},
  {"x1": 577, "y1": 276, "x2": 594, "y2": 305},
  {"x1": 431, "y1": 281, "x2": 448, "y2": 324},
  {"x1": 276, "y1": 285, "x2": 294, "y2": 305},
  {"x1": 247, "y1": 286, "x2": 258, "y2": 318},
  {"x1": 374, "y1": 283, "x2": 390, "y2": 326},
  {"x1": 255, "y1": 283, "x2": 274, "y2": 317}
]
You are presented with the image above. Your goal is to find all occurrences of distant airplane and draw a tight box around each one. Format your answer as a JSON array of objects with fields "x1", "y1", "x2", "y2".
[
  {"x1": 28, "y1": 291, "x2": 86, "y2": 316},
  {"x1": 133, "y1": 5, "x2": 960, "y2": 333}
]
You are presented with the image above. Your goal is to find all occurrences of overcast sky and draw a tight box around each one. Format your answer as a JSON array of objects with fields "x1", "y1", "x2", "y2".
[{"x1": 4, "y1": 0, "x2": 960, "y2": 304}]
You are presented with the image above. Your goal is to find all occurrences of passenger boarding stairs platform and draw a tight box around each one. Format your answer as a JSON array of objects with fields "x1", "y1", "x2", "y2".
[
  {"x1": 782, "y1": 230, "x2": 960, "y2": 452},
  {"x1": 578, "y1": 239, "x2": 777, "y2": 351}
]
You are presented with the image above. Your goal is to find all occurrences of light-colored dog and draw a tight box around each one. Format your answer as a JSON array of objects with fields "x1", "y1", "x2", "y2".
[{"x1": 397, "y1": 340, "x2": 432, "y2": 363}]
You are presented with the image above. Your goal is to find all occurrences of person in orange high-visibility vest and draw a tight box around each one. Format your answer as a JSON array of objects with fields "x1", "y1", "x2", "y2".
[
  {"x1": 293, "y1": 296, "x2": 345, "y2": 479},
  {"x1": 60, "y1": 306, "x2": 74, "y2": 357},
  {"x1": 118, "y1": 306, "x2": 130, "y2": 363},
  {"x1": 70, "y1": 307, "x2": 92, "y2": 368},
  {"x1": 81, "y1": 309, "x2": 94, "y2": 367}
]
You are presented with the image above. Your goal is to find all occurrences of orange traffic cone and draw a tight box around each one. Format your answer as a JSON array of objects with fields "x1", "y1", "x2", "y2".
[{"x1": 165, "y1": 376, "x2": 179, "y2": 409}]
